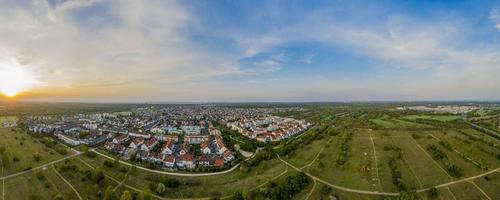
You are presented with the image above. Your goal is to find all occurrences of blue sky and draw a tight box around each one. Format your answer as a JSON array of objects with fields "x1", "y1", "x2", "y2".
[{"x1": 0, "y1": 0, "x2": 499, "y2": 102}]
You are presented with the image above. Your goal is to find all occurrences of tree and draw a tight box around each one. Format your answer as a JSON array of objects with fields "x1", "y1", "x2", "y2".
[
  {"x1": 231, "y1": 191, "x2": 245, "y2": 200},
  {"x1": 427, "y1": 187, "x2": 439, "y2": 199},
  {"x1": 155, "y1": 182, "x2": 166, "y2": 195},
  {"x1": 103, "y1": 185, "x2": 114, "y2": 200},
  {"x1": 93, "y1": 169, "x2": 105, "y2": 185},
  {"x1": 120, "y1": 190, "x2": 133, "y2": 200},
  {"x1": 1, "y1": 151, "x2": 12, "y2": 168},
  {"x1": 138, "y1": 189, "x2": 153, "y2": 200}
]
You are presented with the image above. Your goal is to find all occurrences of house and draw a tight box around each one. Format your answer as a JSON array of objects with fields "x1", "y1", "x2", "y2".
[
  {"x1": 140, "y1": 138, "x2": 158, "y2": 152},
  {"x1": 136, "y1": 149, "x2": 149, "y2": 160},
  {"x1": 160, "y1": 135, "x2": 178, "y2": 142},
  {"x1": 201, "y1": 140, "x2": 211, "y2": 154},
  {"x1": 179, "y1": 142, "x2": 189, "y2": 155},
  {"x1": 113, "y1": 144, "x2": 126, "y2": 154},
  {"x1": 129, "y1": 137, "x2": 145, "y2": 149},
  {"x1": 128, "y1": 132, "x2": 151, "y2": 139},
  {"x1": 161, "y1": 140, "x2": 176, "y2": 155},
  {"x1": 198, "y1": 155, "x2": 210, "y2": 166},
  {"x1": 185, "y1": 135, "x2": 209, "y2": 144},
  {"x1": 223, "y1": 150, "x2": 235, "y2": 163},
  {"x1": 215, "y1": 136, "x2": 227, "y2": 155},
  {"x1": 163, "y1": 155, "x2": 176, "y2": 168},
  {"x1": 113, "y1": 135, "x2": 129, "y2": 144},
  {"x1": 104, "y1": 140, "x2": 115, "y2": 150},
  {"x1": 179, "y1": 154, "x2": 195, "y2": 169},
  {"x1": 214, "y1": 158, "x2": 224, "y2": 168},
  {"x1": 56, "y1": 133, "x2": 81, "y2": 146}
]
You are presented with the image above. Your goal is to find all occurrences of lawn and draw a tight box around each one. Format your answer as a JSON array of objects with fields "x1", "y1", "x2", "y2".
[
  {"x1": 373, "y1": 136, "x2": 422, "y2": 192},
  {"x1": 448, "y1": 181, "x2": 491, "y2": 200},
  {"x1": 472, "y1": 172, "x2": 500, "y2": 200},
  {"x1": 436, "y1": 130, "x2": 500, "y2": 170},
  {"x1": 391, "y1": 136, "x2": 451, "y2": 187},
  {"x1": 413, "y1": 134, "x2": 482, "y2": 178},
  {"x1": 401, "y1": 115, "x2": 461, "y2": 122},
  {"x1": 3, "y1": 167, "x2": 75, "y2": 200},
  {"x1": 0, "y1": 128, "x2": 71, "y2": 175},
  {"x1": 284, "y1": 135, "x2": 331, "y2": 167},
  {"x1": 307, "y1": 134, "x2": 380, "y2": 191}
]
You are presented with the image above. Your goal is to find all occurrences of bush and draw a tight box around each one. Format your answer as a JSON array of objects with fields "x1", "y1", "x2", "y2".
[
  {"x1": 33, "y1": 153, "x2": 42, "y2": 162},
  {"x1": 427, "y1": 187, "x2": 439, "y2": 199},
  {"x1": 35, "y1": 171, "x2": 46, "y2": 181}
]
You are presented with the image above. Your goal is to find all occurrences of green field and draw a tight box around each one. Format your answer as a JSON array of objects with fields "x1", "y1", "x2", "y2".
[
  {"x1": 0, "y1": 128, "x2": 72, "y2": 176},
  {"x1": 402, "y1": 115, "x2": 461, "y2": 122},
  {"x1": 0, "y1": 116, "x2": 17, "y2": 125}
]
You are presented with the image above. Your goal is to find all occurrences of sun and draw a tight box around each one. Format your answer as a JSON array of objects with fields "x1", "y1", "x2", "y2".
[{"x1": 0, "y1": 59, "x2": 38, "y2": 98}]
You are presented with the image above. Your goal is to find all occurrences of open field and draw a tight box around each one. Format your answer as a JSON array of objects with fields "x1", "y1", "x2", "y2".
[
  {"x1": 402, "y1": 115, "x2": 462, "y2": 122},
  {"x1": 0, "y1": 128, "x2": 72, "y2": 176},
  {"x1": 0, "y1": 116, "x2": 17, "y2": 125}
]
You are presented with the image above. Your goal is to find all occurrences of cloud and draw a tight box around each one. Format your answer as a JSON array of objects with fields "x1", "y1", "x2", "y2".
[
  {"x1": 491, "y1": 9, "x2": 500, "y2": 30},
  {"x1": 299, "y1": 54, "x2": 313, "y2": 64},
  {"x1": 0, "y1": 0, "x2": 249, "y2": 97}
]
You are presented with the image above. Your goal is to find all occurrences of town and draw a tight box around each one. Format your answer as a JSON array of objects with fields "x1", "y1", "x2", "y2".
[{"x1": 25, "y1": 105, "x2": 309, "y2": 171}]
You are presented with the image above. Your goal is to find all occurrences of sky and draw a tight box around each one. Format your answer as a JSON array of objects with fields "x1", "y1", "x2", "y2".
[{"x1": 0, "y1": 0, "x2": 499, "y2": 102}]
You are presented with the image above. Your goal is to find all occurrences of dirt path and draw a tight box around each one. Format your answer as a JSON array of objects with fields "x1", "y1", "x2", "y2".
[
  {"x1": 305, "y1": 179, "x2": 317, "y2": 200},
  {"x1": 410, "y1": 137, "x2": 453, "y2": 180},
  {"x1": 369, "y1": 131, "x2": 383, "y2": 192},
  {"x1": 52, "y1": 165, "x2": 82, "y2": 200},
  {"x1": 468, "y1": 180, "x2": 492, "y2": 200},
  {"x1": 300, "y1": 136, "x2": 334, "y2": 169}
]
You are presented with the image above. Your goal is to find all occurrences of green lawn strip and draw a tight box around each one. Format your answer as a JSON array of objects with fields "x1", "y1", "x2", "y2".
[
  {"x1": 306, "y1": 134, "x2": 343, "y2": 170},
  {"x1": 324, "y1": 136, "x2": 379, "y2": 191},
  {"x1": 42, "y1": 167, "x2": 76, "y2": 199},
  {"x1": 373, "y1": 137, "x2": 421, "y2": 192},
  {"x1": 472, "y1": 172, "x2": 500, "y2": 200},
  {"x1": 123, "y1": 158, "x2": 287, "y2": 199},
  {"x1": 390, "y1": 119, "x2": 434, "y2": 129},
  {"x1": 79, "y1": 150, "x2": 128, "y2": 180},
  {"x1": 369, "y1": 118, "x2": 397, "y2": 129},
  {"x1": 448, "y1": 181, "x2": 490, "y2": 200},
  {"x1": 415, "y1": 135, "x2": 482, "y2": 178},
  {"x1": 462, "y1": 129, "x2": 500, "y2": 147},
  {"x1": 284, "y1": 137, "x2": 330, "y2": 167},
  {"x1": 392, "y1": 136, "x2": 451, "y2": 187},
  {"x1": 4, "y1": 171, "x2": 61, "y2": 200},
  {"x1": 54, "y1": 158, "x2": 120, "y2": 200},
  {"x1": 402, "y1": 115, "x2": 461, "y2": 122},
  {"x1": 0, "y1": 129, "x2": 67, "y2": 176},
  {"x1": 438, "y1": 131, "x2": 500, "y2": 169}
]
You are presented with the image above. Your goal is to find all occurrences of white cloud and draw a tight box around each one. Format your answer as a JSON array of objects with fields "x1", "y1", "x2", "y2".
[
  {"x1": 299, "y1": 54, "x2": 313, "y2": 64},
  {"x1": 0, "y1": 0, "x2": 249, "y2": 98},
  {"x1": 491, "y1": 9, "x2": 500, "y2": 30}
]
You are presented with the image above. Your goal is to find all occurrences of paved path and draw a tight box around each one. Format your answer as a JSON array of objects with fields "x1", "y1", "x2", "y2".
[
  {"x1": 0, "y1": 152, "x2": 82, "y2": 180},
  {"x1": 91, "y1": 149, "x2": 244, "y2": 177},
  {"x1": 52, "y1": 164, "x2": 82, "y2": 200},
  {"x1": 305, "y1": 179, "x2": 317, "y2": 200}
]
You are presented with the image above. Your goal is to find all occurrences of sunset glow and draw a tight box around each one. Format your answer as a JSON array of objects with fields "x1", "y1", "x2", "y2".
[{"x1": 0, "y1": 60, "x2": 38, "y2": 97}]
